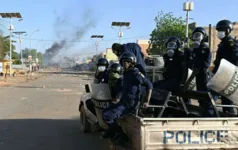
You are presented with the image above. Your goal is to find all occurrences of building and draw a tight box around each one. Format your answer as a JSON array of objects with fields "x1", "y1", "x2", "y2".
[
  {"x1": 137, "y1": 39, "x2": 151, "y2": 58},
  {"x1": 105, "y1": 48, "x2": 118, "y2": 61}
]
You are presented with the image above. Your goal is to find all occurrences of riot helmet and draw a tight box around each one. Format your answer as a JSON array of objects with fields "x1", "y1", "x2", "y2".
[
  {"x1": 192, "y1": 27, "x2": 207, "y2": 41},
  {"x1": 192, "y1": 27, "x2": 208, "y2": 48},
  {"x1": 108, "y1": 63, "x2": 123, "y2": 79},
  {"x1": 96, "y1": 58, "x2": 109, "y2": 72},
  {"x1": 119, "y1": 52, "x2": 137, "y2": 70},
  {"x1": 216, "y1": 20, "x2": 234, "y2": 39},
  {"x1": 119, "y1": 52, "x2": 137, "y2": 65}
]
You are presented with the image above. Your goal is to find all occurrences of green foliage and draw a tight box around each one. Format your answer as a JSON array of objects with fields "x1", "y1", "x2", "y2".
[
  {"x1": 37, "y1": 52, "x2": 43, "y2": 66},
  {"x1": 0, "y1": 34, "x2": 44, "y2": 65},
  {"x1": 149, "y1": 11, "x2": 192, "y2": 55},
  {"x1": 22, "y1": 48, "x2": 43, "y2": 66},
  {"x1": 14, "y1": 59, "x2": 21, "y2": 64},
  {"x1": 0, "y1": 36, "x2": 17, "y2": 59}
]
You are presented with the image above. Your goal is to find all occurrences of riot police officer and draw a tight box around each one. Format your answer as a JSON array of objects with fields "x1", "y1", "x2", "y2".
[
  {"x1": 150, "y1": 36, "x2": 190, "y2": 115},
  {"x1": 112, "y1": 43, "x2": 147, "y2": 76},
  {"x1": 94, "y1": 58, "x2": 109, "y2": 83},
  {"x1": 153, "y1": 36, "x2": 188, "y2": 92},
  {"x1": 184, "y1": 27, "x2": 214, "y2": 117},
  {"x1": 212, "y1": 20, "x2": 238, "y2": 115},
  {"x1": 108, "y1": 63, "x2": 123, "y2": 103},
  {"x1": 102, "y1": 52, "x2": 152, "y2": 145}
]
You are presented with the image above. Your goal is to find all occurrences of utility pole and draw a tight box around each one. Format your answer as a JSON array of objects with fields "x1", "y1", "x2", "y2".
[
  {"x1": 0, "y1": 13, "x2": 22, "y2": 76},
  {"x1": 13, "y1": 31, "x2": 27, "y2": 68},
  {"x1": 111, "y1": 22, "x2": 130, "y2": 44},
  {"x1": 91, "y1": 35, "x2": 104, "y2": 55},
  {"x1": 183, "y1": 1, "x2": 194, "y2": 48}
]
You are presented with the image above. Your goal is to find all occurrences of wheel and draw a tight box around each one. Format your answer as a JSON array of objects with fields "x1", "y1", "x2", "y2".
[{"x1": 80, "y1": 106, "x2": 91, "y2": 133}]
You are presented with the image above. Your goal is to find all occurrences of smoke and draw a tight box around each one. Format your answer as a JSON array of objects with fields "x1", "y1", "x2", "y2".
[{"x1": 43, "y1": 7, "x2": 98, "y2": 66}]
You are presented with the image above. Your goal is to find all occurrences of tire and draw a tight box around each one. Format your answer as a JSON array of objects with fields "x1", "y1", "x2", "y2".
[{"x1": 80, "y1": 107, "x2": 91, "y2": 133}]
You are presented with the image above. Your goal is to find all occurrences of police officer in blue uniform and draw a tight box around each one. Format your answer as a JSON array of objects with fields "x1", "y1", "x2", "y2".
[
  {"x1": 94, "y1": 58, "x2": 109, "y2": 83},
  {"x1": 184, "y1": 27, "x2": 214, "y2": 117},
  {"x1": 212, "y1": 20, "x2": 238, "y2": 115},
  {"x1": 112, "y1": 43, "x2": 147, "y2": 76},
  {"x1": 108, "y1": 63, "x2": 123, "y2": 103},
  {"x1": 102, "y1": 52, "x2": 152, "y2": 143}
]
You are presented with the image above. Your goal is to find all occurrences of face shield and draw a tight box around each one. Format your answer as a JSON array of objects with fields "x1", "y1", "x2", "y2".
[
  {"x1": 192, "y1": 32, "x2": 204, "y2": 41},
  {"x1": 192, "y1": 32, "x2": 204, "y2": 49},
  {"x1": 167, "y1": 41, "x2": 177, "y2": 50},
  {"x1": 109, "y1": 70, "x2": 121, "y2": 79},
  {"x1": 166, "y1": 41, "x2": 177, "y2": 57}
]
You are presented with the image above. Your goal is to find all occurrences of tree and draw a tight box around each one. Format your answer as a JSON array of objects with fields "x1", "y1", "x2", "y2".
[
  {"x1": 22, "y1": 48, "x2": 38, "y2": 59},
  {"x1": 149, "y1": 11, "x2": 192, "y2": 55},
  {"x1": 0, "y1": 35, "x2": 18, "y2": 63},
  {"x1": 21, "y1": 48, "x2": 43, "y2": 66},
  {"x1": 37, "y1": 52, "x2": 43, "y2": 66}
]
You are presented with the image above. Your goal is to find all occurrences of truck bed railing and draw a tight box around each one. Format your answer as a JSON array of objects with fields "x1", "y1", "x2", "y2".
[{"x1": 147, "y1": 89, "x2": 238, "y2": 118}]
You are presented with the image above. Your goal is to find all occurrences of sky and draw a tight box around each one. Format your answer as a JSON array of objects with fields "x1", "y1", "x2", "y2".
[{"x1": 0, "y1": 0, "x2": 238, "y2": 57}]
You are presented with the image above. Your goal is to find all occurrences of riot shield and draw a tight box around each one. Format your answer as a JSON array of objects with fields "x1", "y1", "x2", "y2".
[
  {"x1": 90, "y1": 83, "x2": 112, "y2": 129},
  {"x1": 90, "y1": 83, "x2": 112, "y2": 100},
  {"x1": 207, "y1": 59, "x2": 238, "y2": 105}
]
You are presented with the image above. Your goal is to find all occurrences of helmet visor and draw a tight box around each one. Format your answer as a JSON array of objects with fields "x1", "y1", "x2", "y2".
[
  {"x1": 122, "y1": 58, "x2": 132, "y2": 64},
  {"x1": 167, "y1": 41, "x2": 177, "y2": 49},
  {"x1": 192, "y1": 32, "x2": 203, "y2": 41}
]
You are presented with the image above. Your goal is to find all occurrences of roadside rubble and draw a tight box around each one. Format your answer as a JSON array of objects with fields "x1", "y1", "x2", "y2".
[{"x1": 0, "y1": 72, "x2": 43, "y2": 87}]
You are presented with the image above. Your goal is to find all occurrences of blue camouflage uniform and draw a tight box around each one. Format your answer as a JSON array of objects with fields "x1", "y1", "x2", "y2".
[
  {"x1": 213, "y1": 36, "x2": 238, "y2": 114},
  {"x1": 192, "y1": 42, "x2": 214, "y2": 116},
  {"x1": 102, "y1": 67, "x2": 152, "y2": 126},
  {"x1": 122, "y1": 43, "x2": 147, "y2": 75}
]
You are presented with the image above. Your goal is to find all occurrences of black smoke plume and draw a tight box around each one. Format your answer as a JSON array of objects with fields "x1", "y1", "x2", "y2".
[{"x1": 43, "y1": 8, "x2": 97, "y2": 66}]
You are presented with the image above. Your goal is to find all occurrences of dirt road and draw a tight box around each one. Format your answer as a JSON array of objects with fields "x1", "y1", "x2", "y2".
[{"x1": 0, "y1": 74, "x2": 109, "y2": 150}]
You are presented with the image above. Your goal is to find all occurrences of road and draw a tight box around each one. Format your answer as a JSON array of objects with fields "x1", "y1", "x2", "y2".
[{"x1": 0, "y1": 74, "x2": 110, "y2": 150}]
